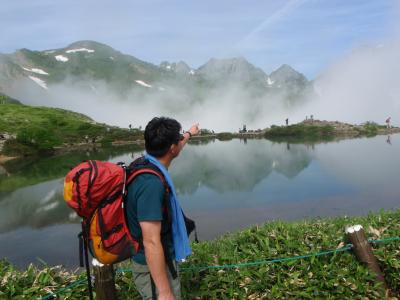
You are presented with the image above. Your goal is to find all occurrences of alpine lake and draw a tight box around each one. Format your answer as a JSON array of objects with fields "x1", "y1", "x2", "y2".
[{"x1": 1, "y1": 134, "x2": 399, "y2": 269}]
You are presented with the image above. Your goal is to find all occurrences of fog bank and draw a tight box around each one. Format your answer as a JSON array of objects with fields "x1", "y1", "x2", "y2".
[{"x1": 291, "y1": 41, "x2": 400, "y2": 127}]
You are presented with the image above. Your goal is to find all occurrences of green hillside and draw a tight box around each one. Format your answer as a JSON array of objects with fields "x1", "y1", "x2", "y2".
[
  {"x1": 0, "y1": 103, "x2": 142, "y2": 155},
  {"x1": 0, "y1": 93, "x2": 21, "y2": 105}
]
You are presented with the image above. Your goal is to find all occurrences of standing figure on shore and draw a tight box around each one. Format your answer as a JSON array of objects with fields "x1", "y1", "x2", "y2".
[
  {"x1": 285, "y1": 118, "x2": 289, "y2": 126},
  {"x1": 386, "y1": 117, "x2": 391, "y2": 129}
]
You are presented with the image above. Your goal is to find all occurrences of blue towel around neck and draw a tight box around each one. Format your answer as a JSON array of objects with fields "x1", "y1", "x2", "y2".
[{"x1": 144, "y1": 154, "x2": 192, "y2": 262}]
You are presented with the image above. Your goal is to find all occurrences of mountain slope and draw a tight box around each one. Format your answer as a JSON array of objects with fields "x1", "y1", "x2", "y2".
[
  {"x1": 0, "y1": 40, "x2": 310, "y2": 96},
  {"x1": 0, "y1": 41, "x2": 313, "y2": 130}
]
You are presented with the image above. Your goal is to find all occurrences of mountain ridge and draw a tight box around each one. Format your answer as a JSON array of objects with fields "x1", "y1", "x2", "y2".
[{"x1": 0, "y1": 40, "x2": 314, "y2": 129}]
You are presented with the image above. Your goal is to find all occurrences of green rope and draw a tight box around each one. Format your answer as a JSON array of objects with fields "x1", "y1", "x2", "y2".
[
  {"x1": 39, "y1": 235, "x2": 400, "y2": 299},
  {"x1": 40, "y1": 278, "x2": 87, "y2": 300},
  {"x1": 369, "y1": 236, "x2": 400, "y2": 244},
  {"x1": 179, "y1": 244, "x2": 353, "y2": 272}
]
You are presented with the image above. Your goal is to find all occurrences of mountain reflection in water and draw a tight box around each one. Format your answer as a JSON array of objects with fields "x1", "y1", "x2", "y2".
[{"x1": 1, "y1": 136, "x2": 399, "y2": 268}]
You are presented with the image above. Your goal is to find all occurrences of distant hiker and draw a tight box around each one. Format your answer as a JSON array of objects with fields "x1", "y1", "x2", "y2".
[
  {"x1": 285, "y1": 118, "x2": 289, "y2": 126},
  {"x1": 129, "y1": 124, "x2": 132, "y2": 130},
  {"x1": 127, "y1": 117, "x2": 200, "y2": 300},
  {"x1": 91, "y1": 136, "x2": 96, "y2": 144},
  {"x1": 386, "y1": 117, "x2": 391, "y2": 129}
]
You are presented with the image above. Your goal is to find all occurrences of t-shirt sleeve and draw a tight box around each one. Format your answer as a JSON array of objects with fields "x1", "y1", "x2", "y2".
[{"x1": 136, "y1": 175, "x2": 165, "y2": 222}]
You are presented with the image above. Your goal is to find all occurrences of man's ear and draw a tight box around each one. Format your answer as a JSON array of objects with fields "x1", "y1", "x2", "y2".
[{"x1": 170, "y1": 143, "x2": 178, "y2": 155}]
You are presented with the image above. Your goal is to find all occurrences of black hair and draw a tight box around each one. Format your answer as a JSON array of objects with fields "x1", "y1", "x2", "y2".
[{"x1": 144, "y1": 117, "x2": 182, "y2": 157}]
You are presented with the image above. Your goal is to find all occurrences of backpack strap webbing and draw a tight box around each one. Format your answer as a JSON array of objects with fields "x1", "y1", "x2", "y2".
[
  {"x1": 81, "y1": 221, "x2": 94, "y2": 300},
  {"x1": 125, "y1": 161, "x2": 177, "y2": 279}
]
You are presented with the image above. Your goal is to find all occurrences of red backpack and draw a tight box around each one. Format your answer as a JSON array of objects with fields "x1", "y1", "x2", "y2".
[
  {"x1": 64, "y1": 157, "x2": 168, "y2": 265},
  {"x1": 64, "y1": 156, "x2": 197, "y2": 300}
]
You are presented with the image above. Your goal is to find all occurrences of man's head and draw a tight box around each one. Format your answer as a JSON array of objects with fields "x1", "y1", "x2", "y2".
[{"x1": 144, "y1": 117, "x2": 182, "y2": 158}]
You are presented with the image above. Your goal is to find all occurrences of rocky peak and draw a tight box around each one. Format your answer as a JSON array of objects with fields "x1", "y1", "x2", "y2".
[
  {"x1": 197, "y1": 56, "x2": 267, "y2": 82},
  {"x1": 160, "y1": 60, "x2": 192, "y2": 74},
  {"x1": 270, "y1": 64, "x2": 308, "y2": 85}
]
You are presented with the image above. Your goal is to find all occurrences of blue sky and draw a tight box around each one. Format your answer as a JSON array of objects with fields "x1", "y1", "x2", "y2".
[{"x1": 0, "y1": 0, "x2": 397, "y2": 78}]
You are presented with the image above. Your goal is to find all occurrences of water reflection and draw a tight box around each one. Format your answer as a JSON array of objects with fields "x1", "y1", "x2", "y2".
[
  {"x1": 171, "y1": 139, "x2": 312, "y2": 194},
  {"x1": 1, "y1": 136, "x2": 400, "y2": 268},
  {"x1": 0, "y1": 145, "x2": 142, "y2": 193},
  {"x1": 0, "y1": 140, "x2": 313, "y2": 233}
]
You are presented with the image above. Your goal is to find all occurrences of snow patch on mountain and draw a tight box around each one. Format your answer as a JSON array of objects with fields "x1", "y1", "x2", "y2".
[
  {"x1": 267, "y1": 77, "x2": 274, "y2": 85},
  {"x1": 55, "y1": 55, "x2": 69, "y2": 62},
  {"x1": 66, "y1": 48, "x2": 95, "y2": 54},
  {"x1": 110, "y1": 56, "x2": 115, "y2": 60},
  {"x1": 135, "y1": 80, "x2": 152, "y2": 88},
  {"x1": 22, "y1": 67, "x2": 49, "y2": 75},
  {"x1": 29, "y1": 76, "x2": 48, "y2": 89},
  {"x1": 189, "y1": 70, "x2": 195, "y2": 75}
]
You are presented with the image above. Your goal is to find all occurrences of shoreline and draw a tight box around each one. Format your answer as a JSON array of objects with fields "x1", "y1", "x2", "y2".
[{"x1": 1, "y1": 125, "x2": 399, "y2": 162}]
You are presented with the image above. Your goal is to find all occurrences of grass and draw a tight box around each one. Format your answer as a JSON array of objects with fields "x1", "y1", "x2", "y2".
[
  {"x1": 355, "y1": 122, "x2": 386, "y2": 137},
  {"x1": 1, "y1": 209, "x2": 399, "y2": 299},
  {"x1": 265, "y1": 123, "x2": 335, "y2": 142},
  {"x1": 0, "y1": 104, "x2": 143, "y2": 155},
  {"x1": 216, "y1": 132, "x2": 234, "y2": 140}
]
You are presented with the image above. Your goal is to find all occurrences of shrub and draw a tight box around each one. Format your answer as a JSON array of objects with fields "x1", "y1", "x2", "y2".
[
  {"x1": 16, "y1": 128, "x2": 61, "y2": 152},
  {"x1": 216, "y1": 132, "x2": 234, "y2": 140}
]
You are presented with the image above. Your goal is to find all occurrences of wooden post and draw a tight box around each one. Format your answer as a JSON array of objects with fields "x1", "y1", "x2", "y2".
[
  {"x1": 92, "y1": 259, "x2": 118, "y2": 300},
  {"x1": 345, "y1": 225, "x2": 387, "y2": 288}
]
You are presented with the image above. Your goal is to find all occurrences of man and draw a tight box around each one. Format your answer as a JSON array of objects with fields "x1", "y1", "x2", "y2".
[{"x1": 126, "y1": 117, "x2": 199, "y2": 300}]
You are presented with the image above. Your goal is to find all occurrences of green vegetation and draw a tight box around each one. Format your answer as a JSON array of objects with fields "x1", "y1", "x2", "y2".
[
  {"x1": 0, "y1": 93, "x2": 21, "y2": 105},
  {"x1": 216, "y1": 132, "x2": 234, "y2": 140},
  {"x1": 265, "y1": 123, "x2": 335, "y2": 142},
  {"x1": 1, "y1": 210, "x2": 399, "y2": 299},
  {"x1": 0, "y1": 104, "x2": 142, "y2": 155},
  {"x1": 355, "y1": 122, "x2": 385, "y2": 137}
]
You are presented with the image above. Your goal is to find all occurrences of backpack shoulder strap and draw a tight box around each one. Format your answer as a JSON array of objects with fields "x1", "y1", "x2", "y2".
[{"x1": 126, "y1": 156, "x2": 168, "y2": 189}]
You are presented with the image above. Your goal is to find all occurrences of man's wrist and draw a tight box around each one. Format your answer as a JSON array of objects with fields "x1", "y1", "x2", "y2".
[{"x1": 185, "y1": 131, "x2": 192, "y2": 139}]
